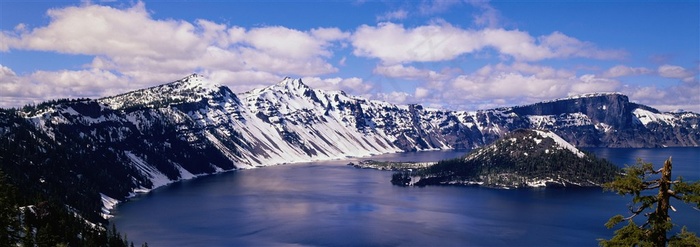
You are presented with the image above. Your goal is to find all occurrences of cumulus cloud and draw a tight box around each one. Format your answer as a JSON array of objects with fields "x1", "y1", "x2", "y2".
[
  {"x1": 414, "y1": 87, "x2": 430, "y2": 99},
  {"x1": 451, "y1": 72, "x2": 568, "y2": 100},
  {"x1": 602, "y1": 65, "x2": 652, "y2": 78},
  {"x1": 414, "y1": 63, "x2": 621, "y2": 110},
  {"x1": 537, "y1": 32, "x2": 627, "y2": 60},
  {"x1": 351, "y1": 22, "x2": 625, "y2": 64},
  {"x1": 352, "y1": 22, "x2": 479, "y2": 64},
  {"x1": 4, "y1": 2, "x2": 202, "y2": 59},
  {"x1": 373, "y1": 64, "x2": 456, "y2": 81},
  {"x1": 245, "y1": 26, "x2": 346, "y2": 59},
  {"x1": 0, "y1": 2, "x2": 351, "y2": 107},
  {"x1": 206, "y1": 70, "x2": 282, "y2": 93},
  {"x1": 3, "y1": 2, "x2": 349, "y2": 76},
  {"x1": 2, "y1": 1, "x2": 694, "y2": 113},
  {"x1": 360, "y1": 62, "x2": 628, "y2": 110},
  {"x1": 301, "y1": 76, "x2": 374, "y2": 95},
  {"x1": 0, "y1": 65, "x2": 128, "y2": 107},
  {"x1": 623, "y1": 82, "x2": 700, "y2": 112},
  {"x1": 373, "y1": 91, "x2": 412, "y2": 105},
  {"x1": 387, "y1": 61, "x2": 698, "y2": 113}
]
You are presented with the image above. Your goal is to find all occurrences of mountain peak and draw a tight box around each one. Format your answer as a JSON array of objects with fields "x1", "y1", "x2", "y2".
[
  {"x1": 100, "y1": 73, "x2": 223, "y2": 110},
  {"x1": 470, "y1": 129, "x2": 585, "y2": 160},
  {"x1": 175, "y1": 73, "x2": 220, "y2": 91},
  {"x1": 276, "y1": 77, "x2": 309, "y2": 91}
]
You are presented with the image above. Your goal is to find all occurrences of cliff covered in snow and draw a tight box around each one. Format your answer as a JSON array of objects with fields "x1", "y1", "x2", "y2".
[{"x1": 1, "y1": 74, "x2": 698, "y2": 221}]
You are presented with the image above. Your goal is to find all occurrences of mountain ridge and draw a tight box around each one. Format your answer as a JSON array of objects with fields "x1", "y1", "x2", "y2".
[{"x1": 1, "y1": 74, "x2": 698, "y2": 223}]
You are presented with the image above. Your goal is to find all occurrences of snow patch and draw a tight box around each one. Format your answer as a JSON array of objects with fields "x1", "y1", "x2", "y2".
[
  {"x1": 100, "y1": 193, "x2": 118, "y2": 219},
  {"x1": 533, "y1": 130, "x2": 585, "y2": 158},
  {"x1": 633, "y1": 108, "x2": 676, "y2": 127},
  {"x1": 125, "y1": 151, "x2": 172, "y2": 188}
]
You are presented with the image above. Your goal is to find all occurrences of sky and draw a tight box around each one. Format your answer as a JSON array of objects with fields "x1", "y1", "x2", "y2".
[{"x1": 0, "y1": 0, "x2": 698, "y2": 112}]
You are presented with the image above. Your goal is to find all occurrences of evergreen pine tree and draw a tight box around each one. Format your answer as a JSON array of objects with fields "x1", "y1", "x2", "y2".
[
  {"x1": 0, "y1": 169, "x2": 19, "y2": 246},
  {"x1": 599, "y1": 158, "x2": 700, "y2": 246}
]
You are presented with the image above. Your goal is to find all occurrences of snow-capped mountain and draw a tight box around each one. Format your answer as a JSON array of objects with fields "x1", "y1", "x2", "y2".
[{"x1": 1, "y1": 74, "x2": 698, "y2": 221}]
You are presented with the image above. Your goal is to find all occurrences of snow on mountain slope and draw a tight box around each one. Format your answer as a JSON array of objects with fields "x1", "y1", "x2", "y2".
[
  {"x1": 633, "y1": 108, "x2": 677, "y2": 127},
  {"x1": 398, "y1": 129, "x2": 620, "y2": 188},
  {"x1": 532, "y1": 129, "x2": 585, "y2": 158},
  {"x1": 12, "y1": 74, "x2": 700, "y2": 217},
  {"x1": 101, "y1": 74, "x2": 226, "y2": 110}
]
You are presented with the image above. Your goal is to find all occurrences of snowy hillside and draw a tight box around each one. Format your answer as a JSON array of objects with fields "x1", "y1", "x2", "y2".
[
  {"x1": 392, "y1": 129, "x2": 620, "y2": 188},
  {"x1": 2, "y1": 74, "x2": 699, "y2": 220}
]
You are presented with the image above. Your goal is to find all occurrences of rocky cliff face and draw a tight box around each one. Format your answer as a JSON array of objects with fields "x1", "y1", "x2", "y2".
[
  {"x1": 505, "y1": 93, "x2": 700, "y2": 147},
  {"x1": 1, "y1": 74, "x2": 698, "y2": 220}
]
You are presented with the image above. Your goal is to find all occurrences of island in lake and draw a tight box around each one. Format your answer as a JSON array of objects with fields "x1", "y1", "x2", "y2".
[{"x1": 351, "y1": 129, "x2": 621, "y2": 188}]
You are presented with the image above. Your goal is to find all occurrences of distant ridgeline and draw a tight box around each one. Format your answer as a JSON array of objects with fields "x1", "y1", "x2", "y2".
[
  {"x1": 0, "y1": 74, "x2": 697, "y2": 228},
  {"x1": 391, "y1": 129, "x2": 621, "y2": 188}
]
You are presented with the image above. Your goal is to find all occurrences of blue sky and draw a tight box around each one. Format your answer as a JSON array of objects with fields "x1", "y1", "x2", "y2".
[{"x1": 1, "y1": 0, "x2": 698, "y2": 112}]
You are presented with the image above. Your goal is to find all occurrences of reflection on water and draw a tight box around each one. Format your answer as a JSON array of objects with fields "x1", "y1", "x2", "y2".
[{"x1": 113, "y1": 148, "x2": 699, "y2": 246}]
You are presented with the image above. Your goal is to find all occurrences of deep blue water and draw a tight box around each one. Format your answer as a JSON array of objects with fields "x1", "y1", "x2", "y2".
[{"x1": 112, "y1": 148, "x2": 700, "y2": 246}]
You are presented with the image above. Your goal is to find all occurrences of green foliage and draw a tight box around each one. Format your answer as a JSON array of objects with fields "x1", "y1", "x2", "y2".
[
  {"x1": 391, "y1": 129, "x2": 620, "y2": 187},
  {"x1": 391, "y1": 172, "x2": 412, "y2": 186},
  {"x1": 669, "y1": 227, "x2": 700, "y2": 247},
  {"x1": 0, "y1": 168, "x2": 148, "y2": 246},
  {"x1": 600, "y1": 220, "x2": 654, "y2": 247},
  {"x1": 0, "y1": 170, "x2": 20, "y2": 246},
  {"x1": 0, "y1": 109, "x2": 146, "y2": 223},
  {"x1": 19, "y1": 98, "x2": 92, "y2": 115},
  {"x1": 599, "y1": 158, "x2": 700, "y2": 246}
]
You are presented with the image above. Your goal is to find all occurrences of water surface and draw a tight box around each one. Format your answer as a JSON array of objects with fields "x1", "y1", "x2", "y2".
[{"x1": 112, "y1": 148, "x2": 700, "y2": 246}]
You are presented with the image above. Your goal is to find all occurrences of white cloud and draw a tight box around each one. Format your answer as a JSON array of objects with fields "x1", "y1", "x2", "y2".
[
  {"x1": 351, "y1": 22, "x2": 624, "y2": 64},
  {"x1": 352, "y1": 22, "x2": 481, "y2": 64},
  {"x1": 572, "y1": 74, "x2": 621, "y2": 94},
  {"x1": 0, "y1": 65, "x2": 128, "y2": 107},
  {"x1": 0, "y1": 2, "x2": 351, "y2": 107},
  {"x1": 623, "y1": 82, "x2": 700, "y2": 113},
  {"x1": 451, "y1": 72, "x2": 570, "y2": 100},
  {"x1": 658, "y1": 65, "x2": 690, "y2": 78},
  {"x1": 5, "y1": 2, "x2": 203, "y2": 59},
  {"x1": 537, "y1": 32, "x2": 627, "y2": 60},
  {"x1": 2, "y1": 2, "x2": 348, "y2": 76},
  {"x1": 602, "y1": 65, "x2": 652, "y2": 78},
  {"x1": 658, "y1": 64, "x2": 695, "y2": 82},
  {"x1": 0, "y1": 65, "x2": 17, "y2": 78},
  {"x1": 1, "y1": 2, "x2": 694, "y2": 114},
  {"x1": 422, "y1": 63, "x2": 621, "y2": 109},
  {"x1": 373, "y1": 64, "x2": 455, "y2": 81},
  {"x1": 419, "y1": 0, "x2": 461, "y2": 15},
  {"x1": 377, "y1": 9, "x2": 409, "y2": 21},
  {"x1": 311, "y1": 27, "x2": 351, "y2": 42},
  {"x1": 301, "y1": 76, "x2": 374, "y2": 95},
  {"x1": 401, "y1": 61, "x2": 699, "y2": 112},
  {"x1": 374, "y1": 91, "x2": 412, "y2": 104},
  {"x1": 244, "y1": 26, "x2": 347, "y2": 59},
  {"x1": 414, "y1": 87, "x2": 430, "y2": 99},
  {"x1": 206, "y1": 70, "x2": 281, "y2": 93},
  {"x1": 467, "y1": 0, "x2": 501, "y2": 28}
]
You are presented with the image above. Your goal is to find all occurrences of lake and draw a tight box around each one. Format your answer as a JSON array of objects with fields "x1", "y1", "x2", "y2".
[{"x1": 112, "y1": 148, "x2": 700, "y2": 246}]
